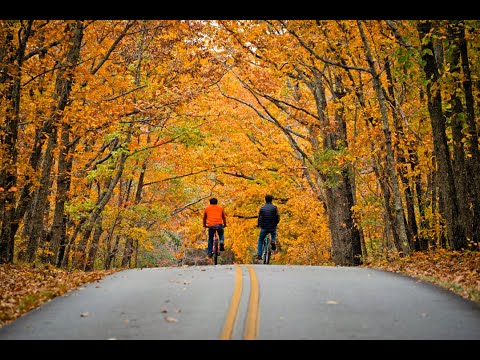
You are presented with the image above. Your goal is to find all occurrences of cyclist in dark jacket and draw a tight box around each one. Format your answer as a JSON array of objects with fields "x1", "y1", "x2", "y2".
[{"x1": 256, "y1": 194, "x2": 280, "y2": 260}]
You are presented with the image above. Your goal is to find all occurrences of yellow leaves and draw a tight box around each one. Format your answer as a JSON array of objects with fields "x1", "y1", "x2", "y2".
[{"x1": 122, "y1": 227, "x2": 148, "y2": 243}]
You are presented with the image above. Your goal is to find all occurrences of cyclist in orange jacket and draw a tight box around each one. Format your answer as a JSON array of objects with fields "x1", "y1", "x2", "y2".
[{"x1": 203, "y1": 197, "x2": 227, "y2": 258}]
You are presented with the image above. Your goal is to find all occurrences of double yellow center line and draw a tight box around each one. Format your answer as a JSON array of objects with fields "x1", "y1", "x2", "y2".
[{"x1": 219, "y1": 265, "x2": 260, "y2": 340}]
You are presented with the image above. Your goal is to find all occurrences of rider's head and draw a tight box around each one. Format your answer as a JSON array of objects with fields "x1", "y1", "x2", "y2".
[
  {"x1": 265, "y1": 194, "x2": 273, "y2": 203},
  {"x1": 210, "y1": 197, "x2": 218, "y2": 204}
]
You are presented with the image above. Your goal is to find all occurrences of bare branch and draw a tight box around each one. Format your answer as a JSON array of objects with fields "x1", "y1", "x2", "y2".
[
  {"x1": 90, "y1": 20, "x2": 137, "y2": 75},
  {"x1": 144, "y1": 166, "x2": 225, "y2": 187},
  {"x1": 277, "y1": 20, "x2": 371, "y2": 74},
  {"x1": 223, "y1": 171, "x2": 255, "y2": 180}
]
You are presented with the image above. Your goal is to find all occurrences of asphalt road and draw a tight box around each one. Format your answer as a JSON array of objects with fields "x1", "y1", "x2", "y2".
[{"x1": 1, "y1": 264, "x2": 479, "y2": 340}]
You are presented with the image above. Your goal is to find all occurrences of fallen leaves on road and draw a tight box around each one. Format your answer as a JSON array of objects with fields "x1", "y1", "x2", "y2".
[
  {"x1": 0, "y1": 263, "x2": 116, "y2": 328},
  {"x1": 164, "y1": 316, "x2": 179, "y2": 323}
]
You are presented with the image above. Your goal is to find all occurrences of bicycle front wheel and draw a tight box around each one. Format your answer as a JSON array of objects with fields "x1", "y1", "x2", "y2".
[
  {"x1": 262, "y1": 236, "x2": 270, "y2": 264},
  {"x1": 264, "y1": 247, "x2": 271, "y2": 264}
]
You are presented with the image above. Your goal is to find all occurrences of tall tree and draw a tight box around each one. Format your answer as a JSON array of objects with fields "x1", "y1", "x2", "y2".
[
  {"x1": 0, "y1": 20, "x2": 34, "y2": 263},
  {"x1": 417, "y1": 20, "x2": 467, "y2": 250}
]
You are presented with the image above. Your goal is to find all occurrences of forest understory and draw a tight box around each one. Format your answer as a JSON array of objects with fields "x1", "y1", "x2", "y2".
[{"x1": 1, "y1": 248, "x2": 479, "y2": 329}]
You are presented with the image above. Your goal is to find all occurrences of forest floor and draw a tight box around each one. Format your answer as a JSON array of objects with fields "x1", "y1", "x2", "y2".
[{"x1": 0, "y1": 248, "x2": 479, "y2": 329}]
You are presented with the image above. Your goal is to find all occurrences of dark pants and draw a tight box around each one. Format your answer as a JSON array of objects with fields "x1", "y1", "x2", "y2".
[
  {"x1": 207, "y1": 225, "x2": 224, "y2": 255},
  {"x1": 257, "y1": 228, "x2": 276, "y2": 256}
]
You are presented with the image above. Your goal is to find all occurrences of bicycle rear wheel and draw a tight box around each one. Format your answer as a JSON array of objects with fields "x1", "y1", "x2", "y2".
[{"x1": 213, "y1": 237, "x2": 219, "y2": 265}]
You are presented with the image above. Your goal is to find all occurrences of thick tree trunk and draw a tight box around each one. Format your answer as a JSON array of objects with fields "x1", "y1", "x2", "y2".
[
  {"x1": 48, "y1": 21, "x2": 84, "y2": 266},
  {"x1": 309, "y1": 73, "x2": 362, "y2": 266},
  {"x1": 22, "y1": 134, "x2": 56, "y2": 262},
  {"x1": 445, "y1": 24, "x2": 471, "y2": 244},
  {"x1": 417, "y1": 20, "x2": 467, "y2": 250},
  {"x1": 17, "y1": 30, "x2": 53, "y2": 263},
  {"x1": 49, "y1": 128, "x2": 75, "y2": 265},
  {"x1": 0, "y1": 21, "x2": 33, "y2": 263},
  {"x1": 455, "y1": 20, "x2": 480, "y2": 247}
]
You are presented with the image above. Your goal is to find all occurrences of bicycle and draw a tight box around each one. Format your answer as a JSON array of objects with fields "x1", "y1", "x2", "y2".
[
  {"x1": 206, "y1": 225, "x2": 221, "y2": 265},
  {"x1": 212, "y1": 229, "x2": 220, "y2": 265},
  {"x1": 261, "y1": 233, "x2": 272, "y2": 264}
]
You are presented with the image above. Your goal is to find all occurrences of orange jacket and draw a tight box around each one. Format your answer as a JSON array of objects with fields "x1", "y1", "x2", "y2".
[{"x1": 203, "y1": 204, "x2": 227, "y2": 227}]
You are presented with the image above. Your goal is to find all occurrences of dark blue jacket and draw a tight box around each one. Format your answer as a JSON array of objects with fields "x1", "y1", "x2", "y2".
[{"x1": 257, "y1": 203, "x2": 280, "y2": 230}]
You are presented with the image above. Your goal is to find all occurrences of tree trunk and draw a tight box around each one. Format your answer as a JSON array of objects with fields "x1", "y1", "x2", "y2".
[
  {"x1": 310, "y1": 72, "x2": 362, "y2": 266},
  {"x1": 455, "y1": 20, "x2": 480, "y2": 247},
  {"x1": 106, "y1": 235, "x2": 121, "y2": 270},
  {"x1": 48, "y1": 21, "x2": 85, "y2": 265},
  {"x1": 23, "y1": 134, "x2": 57, "y2": 262},
  {"x1": 85, "y1": 217, "x2": 103, "y2": 272},
  {"x1": 370, "y1": 153, "x2": 401, "y2": 251},
  {"x1": 417, "y1": 20, "x2": 467, "y2": 250},
  {"x1": 384, "y1": 57, "x2": 418, "y2": 251},
  {"x1": 120, "y1": 159, "x2": 147, "y2": 268},
  {"x1": 121, "y1": 238, "x2": 133, "y2": 268},
  {"x1": 357, "y1": 20, "x2": 411, "y2": 256},
  {"x1": 0, "y1": 21, "x2": 33, "y2": 263},
  {"x1": 410, "y1": 147, "x2": 429, "y2": 250},
  {"x1": 18, "y1": 29, "x2": 53, "y2": 263},
  {"x1": 445, "y1": 23, "x2": 471, "y2": 245}
]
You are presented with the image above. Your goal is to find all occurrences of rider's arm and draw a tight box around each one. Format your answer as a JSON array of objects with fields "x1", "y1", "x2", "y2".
[
  {"x1": 222, "y1": 209, "x2": 227, "y2": 227},
  {"x1": 203, "y1": 209, "x2": 208, "y2": 227}
]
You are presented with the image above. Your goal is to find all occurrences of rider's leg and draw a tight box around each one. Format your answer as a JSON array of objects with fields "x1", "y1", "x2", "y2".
[
  {"x1": 257, "y1": 228, "x2": 268, "y2": 257},
  {"x1": 217, "y1": 226, "x2": 225, "y2": 251},
  {"x1": 270, "y1": 228, "x2": 277, "y2": 250},
  {"x1": 207, "y1": 227, "x2": 215, "y2": 256},
  {"x1": 218, "y1": 226, "x2": 224, "y2": 243}
]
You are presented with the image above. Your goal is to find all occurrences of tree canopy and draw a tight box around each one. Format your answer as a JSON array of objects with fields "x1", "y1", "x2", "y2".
[{"x1": 1, "y1": 20, "x2": 479, "y2": 270}]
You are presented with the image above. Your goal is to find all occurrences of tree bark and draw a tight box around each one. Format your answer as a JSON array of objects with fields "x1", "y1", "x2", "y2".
[
  {"x1": 106, "y1": 234, "x2": 121, "y2": 270},
  {"x1": 417, "y1": 20, "x2": 467, "y2": 250},
  {"x1": 310, "y1": 72, "x2": 362, "y2": 266},
  {"x1": 85, "y1": 217, "x2": 103, "y2": 272},
  {"x1": 454, "y1": 20, "x2": 480, "y2": 247},
  {"x1": 445, "y1": 22, "x2": 471, "y2": 245},
  {"x1": 384, "y1": 57, "x2": 418, "y2": 251},
  {"x1": 22, "y1": 134, "x2": 56, "y2": 262},
  {"x1": 120, "y1": 157, "x2": 147, "y2": 268},
  {"x1": 357, "y1": 20, "x2": 410, "y2": 256},
  {"x1": 0, "y1": 20, "x2": 33, "y2": 263},
  {"x1": 48, "y1": 20, "x2": 85, "y2": 265},
  {"x1": 19, "y1": 33, "x2": 55, "y2": 262}
]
